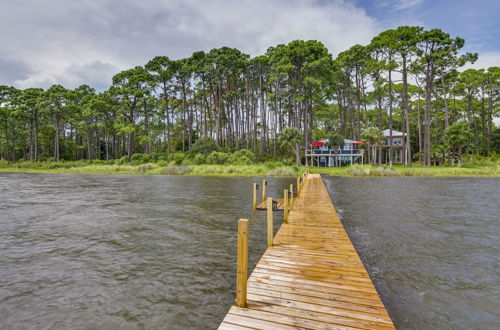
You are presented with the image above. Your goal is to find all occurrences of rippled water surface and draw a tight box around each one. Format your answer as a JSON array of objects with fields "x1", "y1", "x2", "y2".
[
  {"x1": 324, "y1": 176, "x2": 500, "y2": 330},
  {"x1": 0, "y1": 173, "x2": 292, "y2": 329}
]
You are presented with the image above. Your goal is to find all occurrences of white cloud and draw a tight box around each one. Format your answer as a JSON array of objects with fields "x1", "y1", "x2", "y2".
[
  {"x1": 0, "y1": 0, "x2": 380, "y2": 90},
  {"x1": 374, "y1": 0, "x2": 424, "y2": 11},
  {"x1": 391, "y1": 0, "x2": 424, "y2": 11},
  {"x1": 463, "y1": 51, "x2": 500, "y2": 70}
]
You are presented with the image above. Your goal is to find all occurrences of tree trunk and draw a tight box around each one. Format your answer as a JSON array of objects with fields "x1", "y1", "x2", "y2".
[
  {"x1": 402, "y1": 56, "x2": 412, "y2": 167},
  {"x1": 424, "y1": 72, "x2": 433, "y2": 167},
  {"x1": 388, "y1": 68, "x2": 394, "y2": 167},
  {"x1": 441, "y1": 75, "x2": 449, "y2": 129}
]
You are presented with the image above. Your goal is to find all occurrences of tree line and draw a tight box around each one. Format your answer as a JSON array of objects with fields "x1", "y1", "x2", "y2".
[{"x1": 0, "y1": 26, "x2": 498, "y2": 166}]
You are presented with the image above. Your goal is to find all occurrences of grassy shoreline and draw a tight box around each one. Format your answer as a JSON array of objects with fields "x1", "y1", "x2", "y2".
[
  {"x1": 1, "y1": 162, "x2": 499, "y2": 177},
  {"x1": 0, "y1": 163, "x2": 300, "y2": 177},
  {"x1": 311, "y1": 164, "x2": 500, "y2": 177}
]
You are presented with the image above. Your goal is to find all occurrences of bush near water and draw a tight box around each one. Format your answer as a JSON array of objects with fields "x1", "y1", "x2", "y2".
[{"x1": 0, "y1": 148, "x2": 302, "y2": 177}]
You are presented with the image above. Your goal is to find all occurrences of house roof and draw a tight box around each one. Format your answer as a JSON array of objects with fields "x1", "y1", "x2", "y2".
[
  {"x1": 318, "y1": 138, "x2": 360, "y2": 144},
  {"x1": 382, "y1": 129, "x2": 406, "y2": 137}
]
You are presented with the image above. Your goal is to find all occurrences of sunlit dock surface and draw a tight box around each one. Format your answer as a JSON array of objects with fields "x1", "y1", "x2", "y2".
[{"x1": 219, "y1": 174, "x2": 394, "y2": 329}]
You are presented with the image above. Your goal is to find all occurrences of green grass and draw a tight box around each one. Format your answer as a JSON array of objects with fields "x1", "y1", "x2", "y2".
[
  {"x1": 1, "y1": 159, "x2": 499, "y2": 177},
  {"x1": 0, "y1": 161, "x2": 301, "y2": 177},
  {"x1": 311, "y1": 164, "x2": 500, "y2": 177}
]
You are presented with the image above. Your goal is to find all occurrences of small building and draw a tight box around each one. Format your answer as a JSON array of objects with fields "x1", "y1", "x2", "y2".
[
  {"x1": 382, "y1": 129, "x2": 407, "y2": 164},
  {"x1": 306, "y1": 139, "x2": 364, "y2": 167}
]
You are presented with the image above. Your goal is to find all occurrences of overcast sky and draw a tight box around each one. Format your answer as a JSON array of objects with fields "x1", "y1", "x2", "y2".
[{"x1": 1, "y1": 0, "x2": 498, "y2": 91}]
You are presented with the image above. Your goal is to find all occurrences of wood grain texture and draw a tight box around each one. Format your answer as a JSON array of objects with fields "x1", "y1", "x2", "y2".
[{"x1": 220, "y1": 174, "x2": 395, "y2": 329}]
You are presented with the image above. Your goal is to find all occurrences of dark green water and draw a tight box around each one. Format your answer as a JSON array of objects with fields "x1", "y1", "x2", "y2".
[
  {"x1": 0, "y1": 173, "x2": 292, "y2": 329},
  {"x1": 323, "y1": 176, "x2": 500, "y2": 330}
]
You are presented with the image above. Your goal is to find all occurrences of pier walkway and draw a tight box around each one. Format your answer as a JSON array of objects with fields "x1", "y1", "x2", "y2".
[{"x1": 219, "y1": 174, "x2": 395, "y2": 329}]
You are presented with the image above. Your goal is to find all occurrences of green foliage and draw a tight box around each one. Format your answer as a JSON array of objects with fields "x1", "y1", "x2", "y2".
[
  {"x1": 360, "y1": 126, "x2": 384, "y2": 146},
  {"x1": 228, "y1": 149, "x2": 255, "y2": 165},
  {"x1": 168, "y1": 152, "x2": 186, "y2": 165},
  {"x1": 492, "y1": 128, "x2": 500, "y2": 154},
  {"x1": 0, "y1": 27, "x2": 497, "y2": 167},
  {"x1": 130, "y1": 153, "x2": 153, "y2": 164},
  {"x1": 190, "y1": 136, "x2": 219, "y2": 155},
  {"x1": 116, "y1": 156, "x2": 129, "y2": 165},
  {"x1": 206, "y1": 151, "x2": 230, "y2": 165},
  {"x1": 328, "y1": 134, "x2": 344, "y2": 148},
  {"x1": 193, "y1": 153, "x2": 206, "y2": 165},
  {"x1": 444, "y1": 121, "x2": 473, "y2": 150}
]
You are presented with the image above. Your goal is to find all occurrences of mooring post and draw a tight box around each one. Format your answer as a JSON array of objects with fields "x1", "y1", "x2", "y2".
[
  {"x1": 267, "y1": 198, "x2": 273, "y2": 247},
  {"x1": 252, "y1": 183, "x2": 257, "y2": 210},
  {"x1": 297, "y1": 177, "x2": 300, "y2": 196},
  {"x1": 235, "y1": 218, "x2": 249, "y2": 308},
  {"x1": 261, "y1": 180, "x2": 267, "y2": 203},
  {"x1": 289, "y1": 184, "x2": 294, "y2": 209},
  {"x1": 284, "y1": 189, "x2": 289, "y2": 223}
]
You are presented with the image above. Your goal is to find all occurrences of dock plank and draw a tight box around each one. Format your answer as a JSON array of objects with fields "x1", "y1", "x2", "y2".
[{"x1": 219, "y1": 174, "x2": 394, "y2": 329}]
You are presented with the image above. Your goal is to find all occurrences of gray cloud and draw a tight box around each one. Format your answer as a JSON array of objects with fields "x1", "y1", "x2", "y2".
[
  {"x1": 0, "y1": 0, "x2": 380, "y2": 90},
  {"x1": 0, "y1": 57, "x2": 35, "y2": 86}
]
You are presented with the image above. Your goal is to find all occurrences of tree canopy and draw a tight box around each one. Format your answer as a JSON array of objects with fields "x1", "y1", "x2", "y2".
[{"x1": 0, "y1": 26, "x2": 498, "y2": 167}]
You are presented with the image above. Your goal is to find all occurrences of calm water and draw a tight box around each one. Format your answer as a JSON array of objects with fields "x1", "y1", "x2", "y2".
[
  {"x1": 0, "y1": 173, "x2": 292, "y2": 329},
  {"x1": 324, "y1": 176, "x2": 500, "y2": 330}
]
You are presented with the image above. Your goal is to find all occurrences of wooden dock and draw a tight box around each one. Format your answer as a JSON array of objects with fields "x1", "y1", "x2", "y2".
[
  {"x1": 256, "y1": 198, "x2": 286, "y2": 211},
  {"x1": 219, "y1": 174, "x2": 395, "y2": 329}
]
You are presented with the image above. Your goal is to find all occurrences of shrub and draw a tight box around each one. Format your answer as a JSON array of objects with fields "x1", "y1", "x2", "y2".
[
  {"x1": 206, "y1": 151, "x2": 230, "y2": 165},
  {"x1": 190, "y1": 136, "x2": 219, "y2": 155},
  {"x1": 156, "y1": 160, "x2": 168, "y2": 167},
  {"x1": 149, "y1": 152, "x2": 166, "y2": 162},
  {"x1": 130, "y1": 153, "x2": 154, "y2": 164},
  {"x1": 228, "y1": 149, "x2": 255, "y2": 165},
  {"x1": 168, "y1": 152, "x2": 185, "y2": 165},
  {"x1": 130, "y1": 153, "x2": 144, "y2": 163},
  {"x1": 230, "y1": 155, "x2": 251, "y2": 165},
  {"x1": 193, "y1": 153, "x2": 206, "y2": 165},
  {"x1": 116, "y1": 155, "x2": 129, "y2": 165},
  {"x1": 182, "y1": 158, "x2": 194, "y2": 165}
]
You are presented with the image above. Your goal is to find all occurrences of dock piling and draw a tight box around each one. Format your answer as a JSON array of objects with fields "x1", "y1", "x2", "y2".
[
  {"x1": 261, "y1": 180, "x2": 267, "y2": 203},
  {"x1": 252, "y1": 183, "x2": 257, "y2": 210},
  {"x1": 235, "y1": 218, "x2": 249, "y2": 308},
  {"x1": 283, "y1": 189, "x2": 289, "y2": 223},
  {"x1": 267, "y1": 198, "x2": 273, "y2": 247}
]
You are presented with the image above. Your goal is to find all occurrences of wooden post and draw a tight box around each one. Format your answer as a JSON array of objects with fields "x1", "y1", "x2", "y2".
[
  {"x1": 235, "y1": 218, "x2": 249, "y2": 308},
  {"x1": 284, "y1": 189, "x2": 289, "y2": 223},
  {"x1": 252, "y1": 183, "x2": 257, "y2": 210},
  {"x1": 297, "y1": 177, "x2": 300, "y2": 196},
  {"x1": 261, "y1": 180, "x2": 267, "y2": 203},
  {"x1": 267, "y1": 198, "x2": 273, "y2": 247},
  {"x1": 289, "y1": 184, "x2": 294, "y2": 209}
]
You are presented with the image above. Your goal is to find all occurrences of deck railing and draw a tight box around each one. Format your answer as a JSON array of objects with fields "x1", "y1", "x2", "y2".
[{"x1": 306, "y1": 148, "x2": 363, "y2": 155}]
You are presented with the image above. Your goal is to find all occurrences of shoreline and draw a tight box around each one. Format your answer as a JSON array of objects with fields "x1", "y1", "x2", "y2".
[{"x1": 1, "y1": 164, "x2": 499, "y2": 177}]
